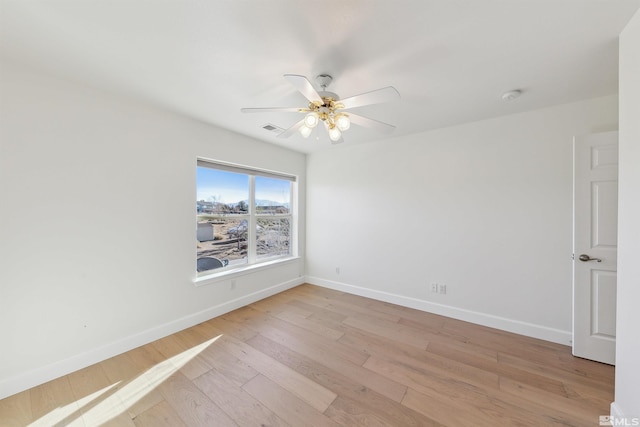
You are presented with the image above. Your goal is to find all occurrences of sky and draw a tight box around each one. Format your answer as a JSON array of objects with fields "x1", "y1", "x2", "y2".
[{"x1": 196, "y1": 167, "x2": 290, "y2": 204}]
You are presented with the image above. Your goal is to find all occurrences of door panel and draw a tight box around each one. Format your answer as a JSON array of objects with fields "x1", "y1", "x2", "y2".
[
  {"x1": 590, "y1": 269, "x2": 616, "y2": 338},
  {"x1": 591, "y1": 180, "x2": 618, "y2": 248},
  {"x1": 573, "y1": 131, "x2": 618, "y2": 365}
]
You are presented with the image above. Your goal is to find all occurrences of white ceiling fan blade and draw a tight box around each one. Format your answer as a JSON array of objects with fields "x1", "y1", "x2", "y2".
[
  {"x1": 241, "y1": 107, "x2": 304, "y2": 113},
  {"x1": 339, "y1": 86, "x2": 400, "y2": 109},
  {"x1": 283, "y1": 74, "x2": 323, "y2": 104},
  {"x1": 277, "y1": 118, "x2": 306, "y2": 138},
  {"x1": 347, "y1": 113, "x2": 396, "y2": 134}
]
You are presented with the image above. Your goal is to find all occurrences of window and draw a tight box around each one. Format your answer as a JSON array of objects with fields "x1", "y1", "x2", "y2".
[{"x1": 196, "y1": 159, "x2": 295, "y2": 275}]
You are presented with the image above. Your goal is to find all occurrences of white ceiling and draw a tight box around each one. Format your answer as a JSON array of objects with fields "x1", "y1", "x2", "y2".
[{"x1": 1, "y1": 0, "x2": 639, "y2": 153}]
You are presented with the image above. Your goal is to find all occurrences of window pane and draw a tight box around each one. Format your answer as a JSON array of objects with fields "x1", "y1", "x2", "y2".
[
  {"x1": 255, "y1": 176, "x2": 290, "y2": 214},
  {"x1": 197, "y1": 217, "x2": 249, "y2": 271},
  {"x1": 197, "y1": 166, "x2": 250, "y2": 272},
  {"x1": 257, "y1": 218, "x2": 291, "y2": 258},
  {"x1": 197, "y1": 167, "x2": 249, "y2": 216}
]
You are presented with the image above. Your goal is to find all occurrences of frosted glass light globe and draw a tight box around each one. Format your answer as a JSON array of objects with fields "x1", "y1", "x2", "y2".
[
  {"x1": 304, "y1": 112, "x2": 319, "y2": 128},
  {"x1": 328, "y1": 126, "x2": 341, "y2": 142},
  {"x1": 335, "y1": 114, "x2": 350, "y2": 131}
]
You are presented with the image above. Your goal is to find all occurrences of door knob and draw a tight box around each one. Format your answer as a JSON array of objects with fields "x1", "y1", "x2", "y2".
[{"x1": 578, "y1": 254, "x2": 602, "y2": 262}]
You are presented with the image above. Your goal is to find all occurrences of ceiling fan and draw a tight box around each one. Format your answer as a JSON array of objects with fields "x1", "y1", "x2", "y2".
[{"x1": 241, "y1": 74, "x2": 400, "y2": 144}]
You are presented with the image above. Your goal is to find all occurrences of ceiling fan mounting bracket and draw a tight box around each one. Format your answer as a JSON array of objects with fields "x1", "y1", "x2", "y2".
[{"x1": 316, "y1": 74, "x2": 333, "y2": 90}]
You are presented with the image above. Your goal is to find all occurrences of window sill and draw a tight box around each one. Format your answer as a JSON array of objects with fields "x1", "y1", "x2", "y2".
[{"x1": 193, "y1": 256, "x2": 300, "y2": 287}]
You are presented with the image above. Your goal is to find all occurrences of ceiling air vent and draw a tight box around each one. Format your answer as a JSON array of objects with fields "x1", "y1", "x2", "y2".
[{"x1": 262, "y1": 123, "x2": 284, "y2": 133}]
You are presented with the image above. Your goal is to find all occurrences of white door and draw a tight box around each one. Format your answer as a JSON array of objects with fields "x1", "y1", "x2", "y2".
[{"x1": 573, "y1": 131, "x2": 618, "y2": 365}]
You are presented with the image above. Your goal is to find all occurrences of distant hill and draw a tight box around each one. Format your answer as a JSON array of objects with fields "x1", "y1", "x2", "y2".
[{"x1": 235, "y1": 199, "x2": 290, "y2": 208}]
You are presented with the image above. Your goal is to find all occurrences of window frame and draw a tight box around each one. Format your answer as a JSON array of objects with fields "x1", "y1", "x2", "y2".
[{"x1": 195, "y1": 158, "x2": 297, "y2": 284}]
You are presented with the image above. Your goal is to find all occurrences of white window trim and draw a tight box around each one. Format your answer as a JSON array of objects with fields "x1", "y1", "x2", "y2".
[
  {"x1": 194, "y1": 256, "x2": 301, "y2": 287},
  {"x1": 195, "y1": 158, "x2": 298, "y2": 284}
]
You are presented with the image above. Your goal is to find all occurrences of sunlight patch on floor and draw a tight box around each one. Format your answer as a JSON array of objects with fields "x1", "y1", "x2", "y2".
[{"x1": 28, "y1": 334, "x2": 223, "y2": 426}]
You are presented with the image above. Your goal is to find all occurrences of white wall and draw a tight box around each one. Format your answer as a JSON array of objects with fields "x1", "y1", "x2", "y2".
[
  {"x1": 612, "y1": 8, "x2": 640, "y2": 419},
  {"x1": 0, "y1": 63, "x2": 306, "y2": 399},
  {"x1": 306, "y1": 95, "x2": 618, "y2": 344}
]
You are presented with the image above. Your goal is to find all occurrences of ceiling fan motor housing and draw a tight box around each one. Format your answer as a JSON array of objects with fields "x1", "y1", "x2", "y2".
[{"x1": 316, "y1": 74, "x2": 333, "y2": 90}]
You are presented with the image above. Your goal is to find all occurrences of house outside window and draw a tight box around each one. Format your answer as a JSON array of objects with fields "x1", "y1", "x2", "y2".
[{"x1": 196, "y1": 159, "x2": 295, "y2": 275}]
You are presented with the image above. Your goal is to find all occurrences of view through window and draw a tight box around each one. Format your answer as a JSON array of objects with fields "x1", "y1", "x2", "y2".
[{"x1": 196, "y1": 160, "x2": 294, "y2": 274}]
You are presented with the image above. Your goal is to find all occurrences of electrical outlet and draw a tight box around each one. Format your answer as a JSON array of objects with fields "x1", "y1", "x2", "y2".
[
  {"x1": 439, "y1": 284, "x2": 447, "y2": 294},
  {"x1": 430, "y1": 283, "x2": 438, "y2": 293},
  {"x1": 336, "y1": 267, "x2": 341, "y2": 275}
]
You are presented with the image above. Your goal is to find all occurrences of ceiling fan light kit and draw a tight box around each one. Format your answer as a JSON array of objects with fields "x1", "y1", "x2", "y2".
[
  {"x1": 241, "y1": 73, "x2": 400, "y2": 144},
  {"x1": 298, "y1": 93, "x2": 351, "y2": 141}
]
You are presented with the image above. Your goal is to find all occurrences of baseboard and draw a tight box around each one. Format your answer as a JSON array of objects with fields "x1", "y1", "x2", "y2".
[
  {"x1": 306, "y1": 276, "x2": 572, "y2": 346},
  {"x1": 0, "y1": 277, "x2": 304, "y2": 400},
  {"x1": 610, "y1": 401, "x2": 622, "y2": 419},
  {"x1": 609, "y1": 401, "x2": 639, "y2": 425}
]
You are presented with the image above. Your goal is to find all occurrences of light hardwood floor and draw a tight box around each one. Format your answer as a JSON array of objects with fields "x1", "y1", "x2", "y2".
[{"x1": 0, "y1": 284, "x2": 614, "y2": 426}]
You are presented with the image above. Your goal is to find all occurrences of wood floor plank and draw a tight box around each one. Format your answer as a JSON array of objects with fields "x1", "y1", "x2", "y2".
[
  {"x1": 223, "y1": 306, "x2": 368, "y2": 366},
  {"x1": 133, "y1": 400, "x2": 188, "y2": 427},
  {"x1": 295, "y1": 292, "x2": 403, "y2": 323},
  {"x1": 158, "y1": 371, "x2": 236, "y2": 427},
  {"x1": 251, "y1": 325, "x2": 407, "y2": 402},
  {"x1": 373, "y1": 302, "x2": 447, "y2": 331},
  {"x1": 402, "y1": 386, "x2": 497, "y2": 427},
  {"x1": 0, "y1": 390, "x2": 33, "y2": 427},
  {"x1": 497, "y1": 350, "x2": 614, "y2": 405},
  {"x1": 247, "y1": 333, "x2": 439, "y2": 427},
  {"x1": 497, "y1": 350, "x2": 615, "y2": 394},
  {"x1": 499, "y1": 376, "x2": 607, "y2": 424},
  {"x1": 203, "y1": 315, "x2": 258, "y2": 342},
  {"x1": 342, "y1": 315, "x2": 430, "y2": 349},
  {"x1": 442, "y1": 318, "x2": 570, "y2": 362},
  {"x1": 398, "y1": 317, "x2": 500, "y2": 361},
  {"x1": 99, "y1": 351, "x2": 165, "y2": 419},
  {"x1": 197, "y1": 345, "x2": 259, "y2": 387},
  {"x1": 216, "y1": 333, "x2": 338, "y2": 413},
  {"x1": 100, "y1": 351, "x2": 145, "y2": 383},
  {"x1": 151, "y1": 334, "x2": 212, "y2": 381},
  {"x1": 28, "y1": 375, "x2": 84, "y2": 426},
  {"x1": 324, "y1": 395, "x2": 442, "y2": 427},
  {"x1": 66, "y1": 362, "x2": 134, "y2": 426},
  {"x1": 424, "y1": 340, "x2": 568, "y2": 396},
  {"x1": 95, "y1": 412, "x2": 137, "y2": 427},
  {"x1": 193, "y1": 368, "x2": 288, "y2": 427},
  {"x1": 126, "y1": 342, "x2": 171, "y2": 372},
  {"x1": 258, "y1": 317, "x2": 368, "y2": 366},
  {"x1": 368, "y1": 355, "x2": 593, "y2": 426},
  {"x1": 274, "y1": 309, "x2": 345, "y2": 340},
  {"x1": 242, "y1": 374, "x2": 340, "y2": 427},
  {"x1": 287, "y1": 298, "x2": 349, "y2": 323},
  {"x1": 1, "y1": 284, "x2": 615, "y2": 427},
  {"x1": 250, "y1": 293, "x2": 313, "y2": 318},
  {"x1": 339, "y1": 328, "x2": 500, "y2": 391}
]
